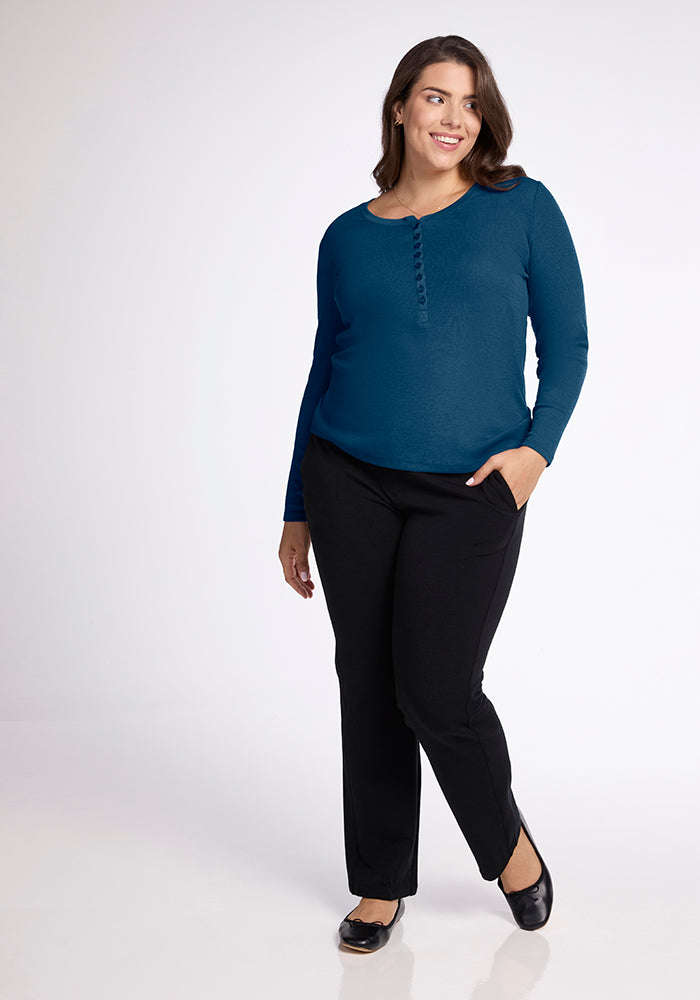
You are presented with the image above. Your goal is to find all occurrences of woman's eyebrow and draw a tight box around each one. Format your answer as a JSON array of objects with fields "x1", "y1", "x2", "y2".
[{"x1": 420, "y1": 87, "x2": 477, "y2": 99}]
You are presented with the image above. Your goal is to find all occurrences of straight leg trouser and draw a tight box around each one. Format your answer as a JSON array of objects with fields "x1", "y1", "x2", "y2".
[{"x1": 300, "y1": 432, "x2": 527, "y2": 900}]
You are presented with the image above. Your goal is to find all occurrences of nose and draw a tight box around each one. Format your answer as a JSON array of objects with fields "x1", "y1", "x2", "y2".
[{"x1": 440, "y1": 104, "x2": 461, "y2": 127}]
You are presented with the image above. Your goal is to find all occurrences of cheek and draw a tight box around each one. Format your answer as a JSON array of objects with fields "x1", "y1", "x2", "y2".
[{"x1": 414, "y1": 104, "x2": 438, "y2": 126}]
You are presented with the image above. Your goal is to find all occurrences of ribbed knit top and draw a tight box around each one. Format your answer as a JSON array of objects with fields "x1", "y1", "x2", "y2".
[{"x1": 283, "y1": 176, "x2": 588, "y2": 522}]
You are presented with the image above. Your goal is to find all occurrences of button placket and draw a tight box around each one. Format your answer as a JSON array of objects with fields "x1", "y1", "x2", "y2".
[{"x1": 412, "y1": 219, "x2": 428, "y2": 324}]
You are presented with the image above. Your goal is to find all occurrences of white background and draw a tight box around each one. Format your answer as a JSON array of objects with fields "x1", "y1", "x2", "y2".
[{"x1": 1, "y1": 0, "x2": 698, "y2": 997}]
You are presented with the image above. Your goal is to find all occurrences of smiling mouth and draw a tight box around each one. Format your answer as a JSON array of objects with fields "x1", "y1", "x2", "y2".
[{"x1": 430, "y1": 133, "x2": 463, "y2": 150}]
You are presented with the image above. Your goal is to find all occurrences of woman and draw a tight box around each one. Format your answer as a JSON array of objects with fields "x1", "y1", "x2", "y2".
[{"x1": 278, "y1": 35, "x2": 588, "y2": 952}]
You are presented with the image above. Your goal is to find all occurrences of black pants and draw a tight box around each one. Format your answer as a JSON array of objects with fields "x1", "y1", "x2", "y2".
[{"x1": 300, "y1": 432, "x2": 528, "y2": 900}]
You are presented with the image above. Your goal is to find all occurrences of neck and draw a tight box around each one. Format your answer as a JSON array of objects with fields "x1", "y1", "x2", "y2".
[{"x1": 394, "y1": 162, "x2": 469, "y2": 205}]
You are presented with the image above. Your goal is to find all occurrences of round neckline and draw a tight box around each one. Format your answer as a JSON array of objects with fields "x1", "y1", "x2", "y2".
[{"x1": 361, "y1": 182, "x2": 480, "y2": 225}]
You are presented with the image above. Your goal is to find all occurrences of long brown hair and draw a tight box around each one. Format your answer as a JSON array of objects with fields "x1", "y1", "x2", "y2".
[{"x1": 372, "y1": 35, "x2": 526, "y2": 193}]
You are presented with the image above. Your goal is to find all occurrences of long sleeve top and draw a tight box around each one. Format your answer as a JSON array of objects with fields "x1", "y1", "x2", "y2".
[{"x1": 283, "y1": 175, "x2": 588, "y2": 522}]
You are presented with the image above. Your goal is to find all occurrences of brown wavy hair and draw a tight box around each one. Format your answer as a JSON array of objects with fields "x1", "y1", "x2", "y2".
[{"x1": 372, "y1": 35, "x2": 526, "y2": 193}]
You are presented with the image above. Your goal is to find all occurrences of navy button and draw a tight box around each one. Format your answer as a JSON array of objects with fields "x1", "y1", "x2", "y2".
[
  {"x1": 418, "y1": 296, "x2": 426, "y2": 304},
  {"x1": 414, "y1": 250, "x2": 422, "y2": 258},
  {"x1": 416, "y1": 273, "x2": 423, "y2": 280},
  {"x1": 415, "y1": 261, "x2": 422, "y2": 269},
  {"x1": 417, "y1": 284, "x2": 425, "y2": 292}
]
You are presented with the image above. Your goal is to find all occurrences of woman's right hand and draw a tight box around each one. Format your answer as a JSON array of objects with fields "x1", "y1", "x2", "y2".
[{"x1": 279, "y1": 521, "x2": 315, "y2": 599}]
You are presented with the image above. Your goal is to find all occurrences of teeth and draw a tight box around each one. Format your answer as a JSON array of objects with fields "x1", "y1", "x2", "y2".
[{"x1": 432, "y1": 134, "x2": 460, "y2": 144}]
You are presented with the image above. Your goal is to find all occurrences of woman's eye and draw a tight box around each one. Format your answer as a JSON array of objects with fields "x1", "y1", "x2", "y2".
[{"x1": 427, "y1": 95, "x2": 478, "y2": 110}]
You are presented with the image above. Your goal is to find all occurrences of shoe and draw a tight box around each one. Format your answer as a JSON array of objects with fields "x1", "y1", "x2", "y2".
[
  {"x1": 338, "y1": 898, "x2": 405, "y2": 952},
  {"x1": 497, "y1": 808, "x2": 553, "y2": 930}
]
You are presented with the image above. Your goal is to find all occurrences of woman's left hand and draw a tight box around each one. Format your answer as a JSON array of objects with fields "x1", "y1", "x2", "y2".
[{"x1": 466, "y1": 446, "x2": 548, "y2": 510}]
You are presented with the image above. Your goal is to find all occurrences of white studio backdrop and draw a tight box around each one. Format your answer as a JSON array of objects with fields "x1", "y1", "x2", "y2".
[{"x1": 1, "y1": 0, "x2": 698, "y2": 928}]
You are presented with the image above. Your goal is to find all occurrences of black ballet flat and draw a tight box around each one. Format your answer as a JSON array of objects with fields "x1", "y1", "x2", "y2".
[
  {"x1": 338, "y1": 898, "x2": 405, "y2": 952},
  {"x1": 498, "y1": 809, "x2": 554, "y2": 931}
]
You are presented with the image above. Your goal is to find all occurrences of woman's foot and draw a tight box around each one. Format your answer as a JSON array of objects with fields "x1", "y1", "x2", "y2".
[
  {"x1": 497, "y1": 812, "x2": 553, "y2": 930},
  {"x1": 345, "y1": 897, "x2": 400, "y2": 924},
  {"x1": 339, "y1": 898, "x2": 405, "y2": 952},
  {"x1": 499, "y1": 824, "x2": 542, "y2": 893}
]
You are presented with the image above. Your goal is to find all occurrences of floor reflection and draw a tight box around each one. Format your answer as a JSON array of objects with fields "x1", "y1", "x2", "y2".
[
  {"x1": 337, "y1": 923, "x2": 415, "y2": 999},
  {"x1": 335, "y1": 921, "x2": 550, "y2": 1000},
  {"x1": 471, "y1": 929, "x2": 550, "y2": 999}
]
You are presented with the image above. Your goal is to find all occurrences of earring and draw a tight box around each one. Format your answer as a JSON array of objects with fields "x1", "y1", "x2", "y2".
[{"x1": 394, "y1": 118, "x2": 402, "y2": 126}]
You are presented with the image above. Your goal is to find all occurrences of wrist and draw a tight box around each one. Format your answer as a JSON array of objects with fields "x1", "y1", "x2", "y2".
[{"x1": 520, "y1": 446, "x2": 548, "y2": 470}]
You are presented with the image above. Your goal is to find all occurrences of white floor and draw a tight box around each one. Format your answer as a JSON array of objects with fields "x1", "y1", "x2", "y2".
[{"x1": 0, "y1": 703, "x2": 696, "y2": 1000}]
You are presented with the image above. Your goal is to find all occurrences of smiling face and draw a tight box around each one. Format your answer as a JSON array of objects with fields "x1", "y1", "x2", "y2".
[{"x1": 393, "y1": 61, "x2": 483, "y2": 177}]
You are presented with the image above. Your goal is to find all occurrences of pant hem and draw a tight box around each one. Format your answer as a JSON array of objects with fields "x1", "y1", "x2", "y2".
[
  {"x1": 478, "y1": 817, "x2": 522, "y2": 881},
  {"x1": 349, "y1": 883, "x2": 418, "y2": 899}
]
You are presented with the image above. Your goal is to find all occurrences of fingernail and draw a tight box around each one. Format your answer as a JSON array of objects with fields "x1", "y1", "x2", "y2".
[
  {"x1": 300, "y1": 571, "x2": 309, "y2": 581},
  {"x1": 466, "y1": 477, "x2": 475, "y2": 485}
]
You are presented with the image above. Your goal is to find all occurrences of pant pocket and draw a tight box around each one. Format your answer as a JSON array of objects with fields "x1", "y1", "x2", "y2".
[{"x1": 485, "y1": 469, "x2": 519, "y2": 512}]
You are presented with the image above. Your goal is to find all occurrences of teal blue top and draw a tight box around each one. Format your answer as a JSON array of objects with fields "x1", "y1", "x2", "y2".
[{"x1": 283, "y1": 176, "x2": 588, "y2": 521}]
